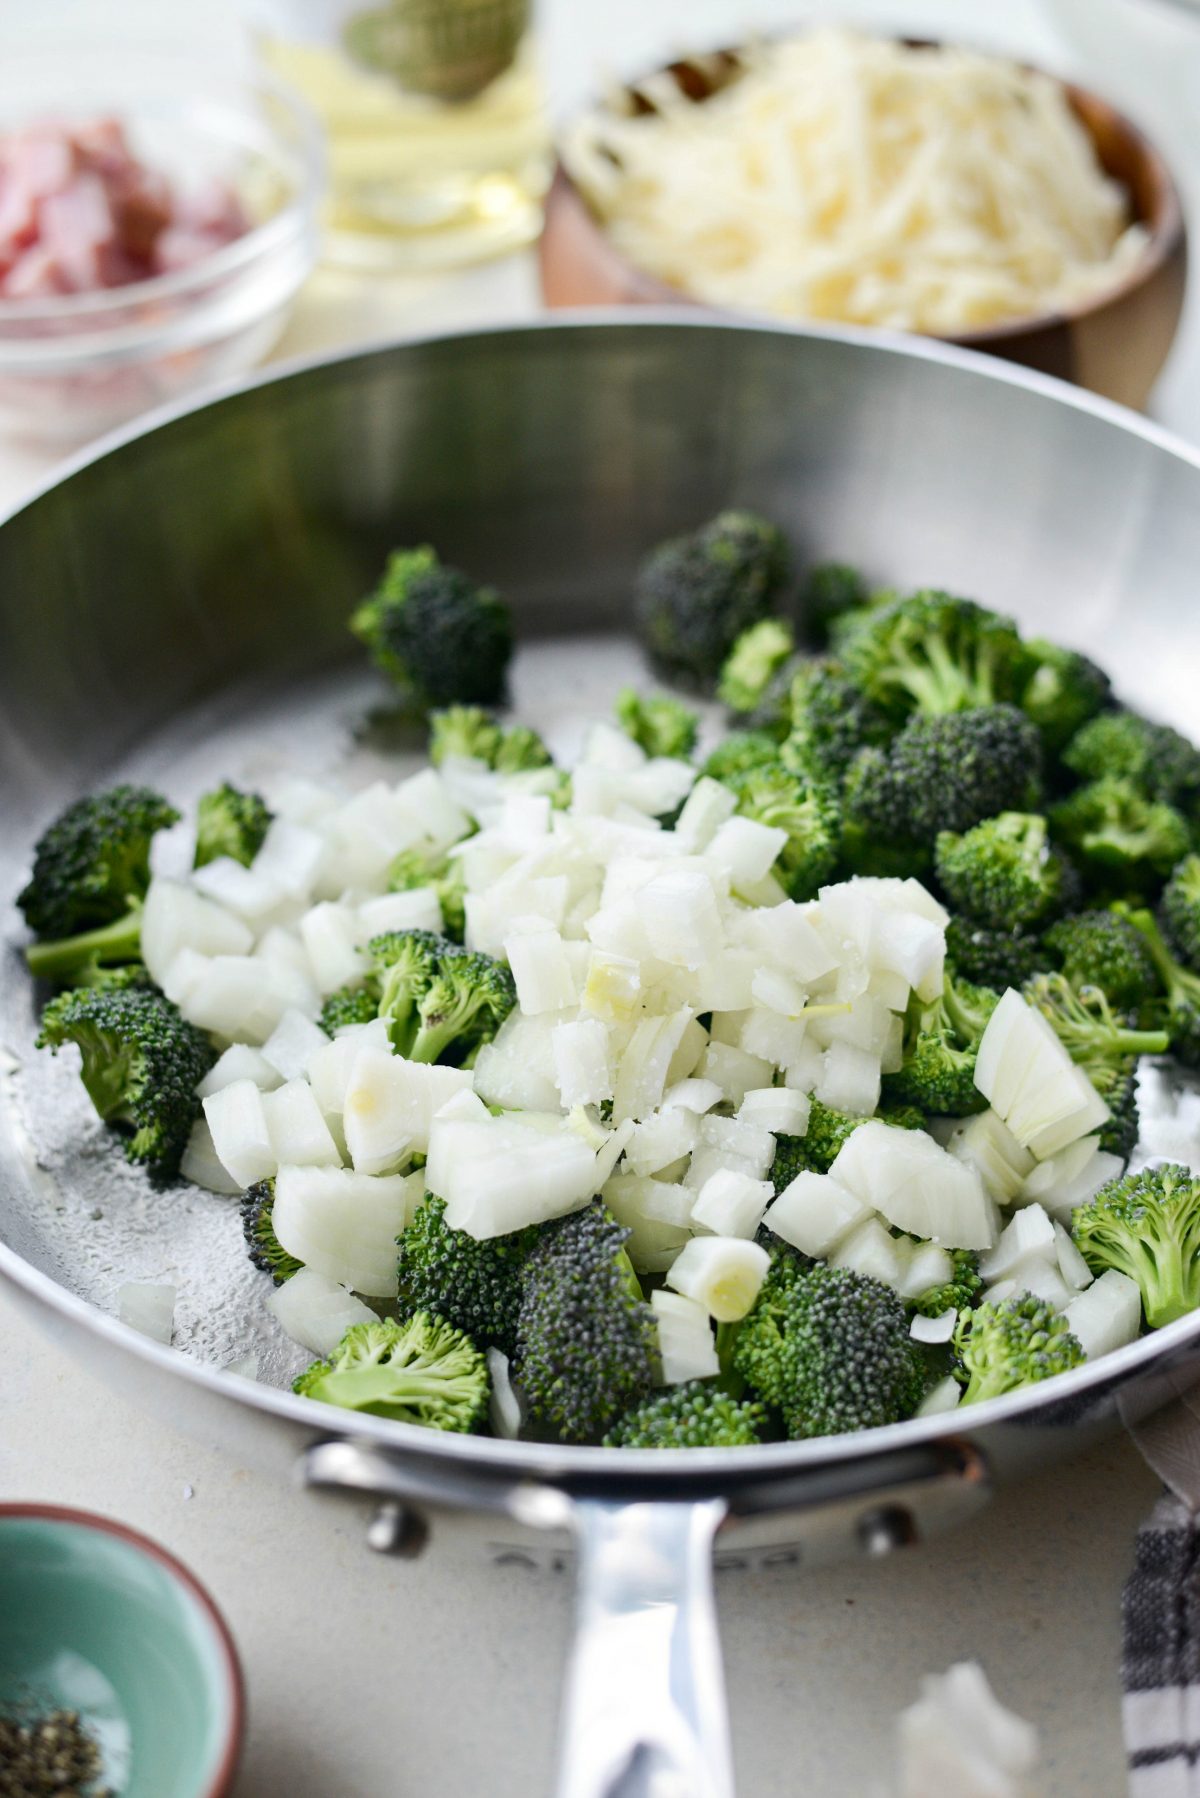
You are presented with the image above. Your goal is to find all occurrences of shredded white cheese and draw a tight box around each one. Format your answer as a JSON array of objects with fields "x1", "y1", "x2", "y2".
[{"x1": 563, "y1": 30, "x2": 1148, "y2": 333}]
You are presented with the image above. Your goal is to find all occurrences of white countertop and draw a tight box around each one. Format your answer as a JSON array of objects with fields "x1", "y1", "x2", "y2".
[{"x1": 3, "y1": 2, "x2": 1199, "y2": 1793}]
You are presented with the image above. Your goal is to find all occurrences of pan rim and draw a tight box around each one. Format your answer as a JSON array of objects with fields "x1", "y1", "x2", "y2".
[{"x1": 3, "y1": 310, "x2": 1200, "y2": 1488}]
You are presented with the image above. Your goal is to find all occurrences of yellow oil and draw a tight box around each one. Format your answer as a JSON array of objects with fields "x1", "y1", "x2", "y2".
[{"x1": 263, "y1": 32, "x2": 551, "y2": 269}]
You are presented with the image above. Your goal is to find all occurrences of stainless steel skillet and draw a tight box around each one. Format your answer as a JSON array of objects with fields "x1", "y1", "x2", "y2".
[{"x1": 3, "y1": 314, "x2": 1200, "y2": 1797}]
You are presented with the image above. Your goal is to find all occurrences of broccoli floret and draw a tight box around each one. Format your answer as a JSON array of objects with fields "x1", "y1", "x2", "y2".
[
  {"x1": 934, "y1": 813, "x2": 1075, "y2": 931},
  {"x1": 1042, "y1": 909, "x2": 1161, "y2": 1013},
  {"x1": 770, "y1": 1100, "x2": 924, "y2": 1188},
  {"x1": 428, "y1": 705, "x2": 551, "y2": 773},
  {"x1": 603, "y1": 1381, "x2": 766, "y2": 1448},
  {"x1": 37, "y1": 985, "x2": 214, "y2": 1181},
  {"x1": 1162, "y1": 855, "x2": 1200, "y2": 972},
  {"x1": 514, "y1": 1200, "x2": 658, "y2": 1444},
  {"x1": 798, "y1": 561, "x2": 869, "y2": 647},
  {"x1": 194, "y1": 782, "x2": 271, "y2": 869},
  {"x1": 350, "y1": 546, "x2": 513, "y2": 714},
  {"x1": 884, "y1": 972, "x2": 1000, "y2": 1117},
  {"x1": 74, "y1": 962, "x2": 155, "y2": 994},
  {"x1": 1117, "y1": 907, "x2": 1200, "y2": 1069},
  {"x1": 240, "y1": 1178, "x2": 301, "y2": 1284},
  {"x1": 1050, "y1": 776, "x2": 1191, "y2": 889},
  {"x1": 836, "y1": 822, "x2": 933, "y2": 884},
  {"x1": 18, "y1": 784, "x2": 180, "y2": 940},
  {"x1": 614, "y1": 688, "x2": 700, "y2": 759},
  {"x1": 369, "y1": 928, "x2": 443, "y2": 1055},
  {"x1": 409, "y1": 944, "x2": 516, "y2": 1065},
  {"x1": 1063, "y1": 709, "x2": 1200, "y2": 813},
  {"x1": 717, "y1": 619, "x2": 798, "y2": 718},
  {"x1": 1072, "y1": 1163, "x2": 1200, "y2": 1328},
  {"x1": 944, "y1": 916, "x2": 1043, "y2": 992},
  {"x1": 1019, "y1": 640, "x2": 1112, "y2": 751},
  {"x1": 318, "y1": 981, "x2": 382, "y2": 1036},
  {"x1": 701, "y1": 731, "x2": 780, "y2": 784},
  {"x1": 24, "y1": 897, "x2": 145, "y2": 986},
  {"x1": 725, "y1": 762, "x2": 841, "y2": 900},
  {"x1": 396, "y1": 1195, "x2": 538, "y2": 1354},
  {"x1": 732, "y1": 1262, "x2": 924, "y2": 1438},
  {"x1": 388, "y1": 844, "x2": 468, "y2": 942},
  {"x1": 845, "y1": 705, "x2": 1043, "y2": 843},
  {"x1": 954, "y1": 1293, "x2": 1085, "y2": 1404},
  {"x1": 909, "y1": 1249, "x2": 982, "y2": 1319},
  {"x1": 294, "y1": 1314, "x2": 489, "y2": 1432},
  {"x1": 784, "y1": 657, "x2": 892, "y2": 784},
  {"x1": 1022, "y1": 972, "x2": 1167, "y2": 1088},
  {"x1": 843, "y1": 591, "x2": 1033, "y2": 722},
  {"x1": 633, "y1": 510, "x2": 789, "y2": 688},
  {"x1": 1096, "y1": 1065, "x2": 1141, "y2": 1164}
]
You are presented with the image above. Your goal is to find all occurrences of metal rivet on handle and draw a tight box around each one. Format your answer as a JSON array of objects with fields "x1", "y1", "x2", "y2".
[
  {"x1": 858, "y1": 1505, "x2": 918, "y2": 1556},
  {"x1": 367, "y1": 1500, "x2": 429, "y2": 1558}
]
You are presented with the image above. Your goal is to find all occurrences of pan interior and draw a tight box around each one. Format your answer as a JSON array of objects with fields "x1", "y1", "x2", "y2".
[{"x1": 2, "y1": 319, "x2": 1200, "y2": 1403}]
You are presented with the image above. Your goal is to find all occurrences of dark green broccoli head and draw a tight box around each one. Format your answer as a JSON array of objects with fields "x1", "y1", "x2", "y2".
[
  {"x1": 603, "y1": 1381, "x2": 766, "y2": 1448},
  {"x1": 1094, "y1": 1064, "x2": 1140, "y2": 1164},
  {"x1": 1043, "y1": 909, "x2": 1161, "y2": 1013},
  {"x1": 194, "y1": 782, "x2": 271, "y2": 869},
  {"x1": 725, "y1": 762, "x2": 841, "y2": 900},
  {"x1": 514, "y1": 1200, "x2": 658, "y2": 1444},
  {"x1": 842, "y1": 591, "x2": 1033, "y2": 722},
  {"x1": 732, "y1": 1262, "x2": 924, "y2": 1438},
  {"x1": 1019, "y1": 640, "x2": 1111, "y2": 751},
  {"x1": 634, "y1": 510, "x2": 789, "y2": 688},
  {"x1": 717, "y1": 619, "x2": 798, "y2": 718},
  {"x1": 934, "y1": 812, "x2": 1076, "y2": 931},
  {"x1": 19, "y1": 785, "x2": 180, "y2": 940},
  {"x1": 350, "y1": 546, "x2": 513, "y2": 713},
  {"x1": 387, "y1": 843, "x2": 468, "y2": 942},
  {"x1": 1022, "y1": 971, "x2": 1167, "y2": 1087},
  {"x1": 783, "y1": 656, "x2": 892, "y2": 784},
  {"x1": 909, "y1": 1249, "x2": 982, "y2": 1319},
  {"x1": 1063, "y1": 709, "x2": 1200, "y2": 813},
  {"x1": 318, "y1": 980, "x2": 382, "y2": 1036},
  {"x1": 37, "y1": 985, "x2": 214, "y2": 1181},
  {"x1": 944, "y1": 916, "x2": 1043, "y2": 992},
  {"x1": 294, "y1": 1313, "x2": 489, "y2": 1432},
  {"x1": 1118, "y1": 906, "x2": 1200, "y2": 1070},
  {"x1": 410, "y1": 945, "x2": 516, "y2": 1066},
  {"x1": 1072, "y1": 1162, "x2": 1200, "y2": 1328},
  {"x1": 701, "y1": 730, "x2": 781, "y2": 785},
  {"x1": 396, "y1": 1195, "x2": 539, "y2": 1354},
  {"x1": 1050, "y1": 776, "x2": 1191, "y2": 890},
  {"x1": 798, "y1": 561, "x2": 868, "y2": 646},
  {"x1": 836, "y1": 821, "x2": 933, "y2": 884},
  {"x1": 369, "y1": 928, "x2": 444, "y2": 1055},
  {"x1": 845, "y1": 705, "x2": 1043, "y2": 843},
  {"x1": 1162, "y1": 855, "x2": 1200, "y2": 973},
  {"x1": 241, "y1": 1177, "x2": 301, "y2": 1284},
  {"x1": 884, "y1": 971, "x2": 999, "y2": 1117},
  {"x1": 954, "y1": 1293, "x2": 1085, "y2": 1405},
  {"x1": 771, "y1": 1100, "x2": 924, "y2": 1189},
  {"x1": 614, "y1": 688, "x2": 700, "y2": 759}
]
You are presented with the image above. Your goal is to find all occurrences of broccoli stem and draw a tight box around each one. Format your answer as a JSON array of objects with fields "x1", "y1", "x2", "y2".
[{"x1": 26, "y1": 902, "x2": 142, "y2": 981}]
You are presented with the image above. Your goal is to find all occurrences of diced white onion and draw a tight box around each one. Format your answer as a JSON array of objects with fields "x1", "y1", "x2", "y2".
[
  {"x1": 911, "y1": 1308, "x2": 957, "y2": 1344},
  {"x1": 180, "y1": 1119, "x2": 242, "y2": 1195},
  {"x1": 261, "y1": 1009, "x2": 330, "y2": 1084},
  {"x1": 203, "y1": 1079, "x2": 275, "y2": 1188},
  {"x1": 691, "y1": 1169, "x2": 773, "y2": 1239},
  {"x1": 266, "y1": 1267, "x2": 375, "y2": 1357},
  {"x1": 764, "y1": 1171, "x2": 869, "y2": 1258},
  {"x1": 272, "y1": 1164, "x2": 419, "y2": 1296},
  {"x1": 1063, "y1": 1268, "x2": 1141, "y2": 1359},
  {"x1": 665, "y1": 1235, "x2": 770, "y2": 1321},
  {"x1": 197, "y1": 1043, "x2": 283, "y2": 1100},
  {"x1": 651, "y1": 1289, "x2": 720, "y2": 1383},
  {"x1": 262, "y1": 1080, "x2": 342, "y2": 1170}
]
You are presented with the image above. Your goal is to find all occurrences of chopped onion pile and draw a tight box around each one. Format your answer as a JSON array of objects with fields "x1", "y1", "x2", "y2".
[{"x1": 134, "y1": 703, "x2": 1148, "y2": 1396}]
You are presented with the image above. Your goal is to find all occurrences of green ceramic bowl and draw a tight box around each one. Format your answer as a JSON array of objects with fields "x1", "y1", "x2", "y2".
[{"x1": 0, "y1": 1506, "x2": 243, "y2": 1797}]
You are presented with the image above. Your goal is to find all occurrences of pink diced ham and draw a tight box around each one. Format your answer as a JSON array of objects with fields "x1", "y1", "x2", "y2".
[{"x1": 0, "y1": 116, "x2": 248, "y2": 301}]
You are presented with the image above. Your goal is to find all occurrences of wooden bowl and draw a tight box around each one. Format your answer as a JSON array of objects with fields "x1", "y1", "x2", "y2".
[{"x1": 539, "y1": 50, "x2": 1187, "y2": 410}]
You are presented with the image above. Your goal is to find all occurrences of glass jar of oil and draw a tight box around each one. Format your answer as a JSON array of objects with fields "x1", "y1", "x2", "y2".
[{"x1": 257, "y1": 0, "x2": 551, "y2": 269}]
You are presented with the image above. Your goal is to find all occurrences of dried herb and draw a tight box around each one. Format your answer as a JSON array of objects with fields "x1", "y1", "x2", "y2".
[{"x1": 0, "y1": 1707, "x2": 109, "y2": 1796}]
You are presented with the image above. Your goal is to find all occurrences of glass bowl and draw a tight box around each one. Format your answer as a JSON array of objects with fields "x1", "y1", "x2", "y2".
[{"x1": 0, "y1": 46, "x2": 324, "y2": 446}]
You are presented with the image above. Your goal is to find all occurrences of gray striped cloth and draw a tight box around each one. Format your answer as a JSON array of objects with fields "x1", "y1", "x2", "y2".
[{"x1": 1124, "y1": 1490, "x2": 1200, "y2": 1795}]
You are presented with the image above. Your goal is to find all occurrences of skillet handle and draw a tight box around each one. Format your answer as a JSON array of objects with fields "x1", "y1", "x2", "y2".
[{"x1": 557, "y1": 1497, "x2": 732, "y2": 1798}]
